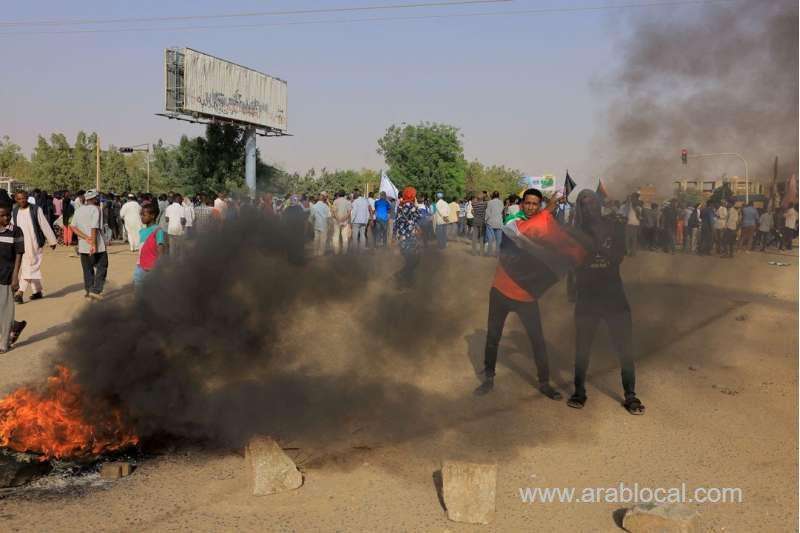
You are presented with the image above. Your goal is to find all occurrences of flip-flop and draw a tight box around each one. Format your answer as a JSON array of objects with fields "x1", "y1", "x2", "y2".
[
  {"x1": 538, "y1": 384, "x2": 563, "y2": 401},
  {"x1": 567, "y1": 395, "x2": 586, "y2": 409},
  {"x1": 624, "y1": 397, "x2": 645, "y2": 415}
]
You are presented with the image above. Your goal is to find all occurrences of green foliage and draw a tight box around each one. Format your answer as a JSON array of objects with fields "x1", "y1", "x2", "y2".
[
  {"x1": 151, "y1": 124, "x2": 284, "y2": 195},
  {"x1": 30, "y1": 133, "x2": 85, "y2": 191},
  {"x1": 0, "y1": 136, "x2": 26, "y2": 176},
  {"x1": 465, "y1": 160, "x2": 522, "y2": 197},
  {"x1": 676, "y1": 189, "x2": 703, "y2": 207},
  {"x1": 3, "y1": 122, "x2": 520, "y2": 202},
  {"x1": 710, "y1": 182, "x2": 734, "y2": 205},
  {"x1": 377, "y1": 122, "x2": 466, "y2": 199}
]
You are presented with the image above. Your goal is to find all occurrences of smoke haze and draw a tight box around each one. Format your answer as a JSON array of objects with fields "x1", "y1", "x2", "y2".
[
  {"x1": 57, "y1": 213, "x2": 477, "y2": 449},
  {"x1": 603, "y1": 0, "x2": 798, "y2": 196}
]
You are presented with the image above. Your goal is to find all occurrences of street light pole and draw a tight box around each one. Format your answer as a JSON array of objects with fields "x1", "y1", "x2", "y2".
[{"x1": 685, "y1": 152, "x2": 750, "y2": 203}]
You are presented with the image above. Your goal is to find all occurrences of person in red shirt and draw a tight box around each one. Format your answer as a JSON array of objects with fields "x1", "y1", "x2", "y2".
[
  {"x1": 474, "y1": 188, "x2": 588, "y2": 398},
  {"x1": 133, "y1": 204, "x2": 167, "y2": 287}
]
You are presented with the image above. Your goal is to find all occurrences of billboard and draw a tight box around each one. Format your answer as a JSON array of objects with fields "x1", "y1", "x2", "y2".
[
  {"x1": 165, "y1": 48, "x2": 288, "y2": 132},
  {"x1": 519, "y1": 174, "x2": 556, "y2": 193}
]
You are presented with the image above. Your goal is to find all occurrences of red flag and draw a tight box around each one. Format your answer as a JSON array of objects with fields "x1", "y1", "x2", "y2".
[
  {"x1": 781, "y1": 174, "x2": 798, "y2": 209},
  {"x1": 596, "y1": 179, "x2": 608, "y2": 199},
  {"x1": 498, "y1": 211, "x2": 591, "y2": 299}
]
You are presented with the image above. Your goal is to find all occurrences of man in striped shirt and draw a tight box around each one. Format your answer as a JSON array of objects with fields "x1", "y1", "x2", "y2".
[
  {"x1": 0, "y1": 204, "x2": 26, "y2": 352},
  {"x1": 470, "y1": 192, "x2": 487, "y2": 255},
  {"x1": 193, "y1": 193, "x2": 215, "y2": 233}
]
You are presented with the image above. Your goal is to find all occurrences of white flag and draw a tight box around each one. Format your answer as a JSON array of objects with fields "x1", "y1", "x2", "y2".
[{"x1": 379, "y1": 170, "x2": 399, "y2": 200}]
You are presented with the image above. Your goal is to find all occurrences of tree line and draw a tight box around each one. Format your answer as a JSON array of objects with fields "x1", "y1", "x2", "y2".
[{"x1": 0, "y1": 122, "x2": 524, "y2": 198}]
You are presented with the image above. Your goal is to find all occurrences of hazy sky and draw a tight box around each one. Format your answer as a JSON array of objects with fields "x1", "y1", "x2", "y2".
[{"x1": 1, "y1": 0, "x2": 713, "y2": 188}]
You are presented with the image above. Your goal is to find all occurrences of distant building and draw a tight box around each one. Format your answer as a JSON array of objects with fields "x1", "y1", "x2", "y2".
[
  {"x1": 637, "y1": 185, "x2": 657, "y2": 205},
  {"x1": 672, "y1": 177, "x2": 769, "y2": 207}
]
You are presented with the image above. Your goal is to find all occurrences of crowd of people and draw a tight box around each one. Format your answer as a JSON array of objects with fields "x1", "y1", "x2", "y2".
[
  {"x1": 607, "y1": 193, "x2": 798, "y2": 258},
  {"x1": 0, "y1": 183, "x2": 795, "y2": 415},
  {"x1": 269, "y1": 189, "x2": 545, "y2": 258},
  {"x1": 245, "y1": 187, "x2": 799, "y2": 263}
]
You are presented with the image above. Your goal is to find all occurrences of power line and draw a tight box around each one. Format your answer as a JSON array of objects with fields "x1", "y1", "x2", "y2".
[
  {"x1": 0, "y1": 0, "x2": 510, "y2": 27},
  {"x1": 0, "y1": 0, "x2": 739, "y2": 36}
]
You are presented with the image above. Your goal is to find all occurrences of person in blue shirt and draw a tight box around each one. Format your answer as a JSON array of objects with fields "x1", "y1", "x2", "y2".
[
  {"x1": 373, "y1": 192, "x2": 391, "y2": 248},
  {"x1": 738, "y1": 202, "x2": 759, "y2": 251}
]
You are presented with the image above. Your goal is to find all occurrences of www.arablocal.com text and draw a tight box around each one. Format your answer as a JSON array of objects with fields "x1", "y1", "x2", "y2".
[{"x1": 518, "y1": 483, "x2": 743, "y2": 505}]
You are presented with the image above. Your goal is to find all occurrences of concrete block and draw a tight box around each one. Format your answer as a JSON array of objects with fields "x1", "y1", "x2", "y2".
[
  {"x1": 623, "y1": 503, "x2": 702, "y2": 533},
  {"x1": 245, "y1": 436, "x2": 303, "y2": 496},
  {"x1": 100, "y1": 462, "x2": 132, "y2": 480},
  {"x1": 441, "y1": 461, "x2": 497, "y2": 524}
]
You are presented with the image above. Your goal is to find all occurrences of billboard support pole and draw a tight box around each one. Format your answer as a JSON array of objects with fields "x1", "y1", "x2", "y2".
[
  {"x1": 95, "y1": 135, "x2": 100, "y2": 191},
  {"x1": 245, "y1": 127, "x2": 257, "y2": 199}
]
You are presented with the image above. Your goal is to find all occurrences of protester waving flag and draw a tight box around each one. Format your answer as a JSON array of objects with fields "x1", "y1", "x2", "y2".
[
  {"x1": 497, "y1": 191, "x2": 591, "y2": 300},
  {"x1": 379, "y1": 170, "x2": 399, "y2": 201},
  {"x1": 565, "y1": 171, "x2": 576, "y2": 198},
  {"x1": 596, "y1": 179, "x2": 608, "y2": 200}
]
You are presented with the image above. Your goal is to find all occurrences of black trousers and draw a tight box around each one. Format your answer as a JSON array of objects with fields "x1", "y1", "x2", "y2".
[
  {"x1": 484, "y1": 288, "x2": 549, "y2": 383},
  {"x1": 723, "y1": 228, "x2": 737, "y2": 256},
  {"x1": 783, "y1": 227, "x2": 795, "y2": 250},
  {"x1": 80, "y1": 252, "x2": 108, "y2": 295},
  {"x1": 395, "y1": 248, "x2": 420, "y2": 285},
  {"x1": 699, "y1": 225, "x2": 713, "y2": 254},
  {"x1": 573, "y1": 311, "x2": 636, "y2": 400}
]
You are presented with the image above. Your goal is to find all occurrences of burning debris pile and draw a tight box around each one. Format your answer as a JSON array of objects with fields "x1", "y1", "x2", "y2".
[{"x1": 0, "y1": 366, "x2": 138, "y2": 461}]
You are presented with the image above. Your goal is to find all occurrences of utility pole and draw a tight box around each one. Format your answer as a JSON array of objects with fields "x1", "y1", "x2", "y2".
[{"x1": 95, "y1": 135, "x2": 101, "y2": 191}]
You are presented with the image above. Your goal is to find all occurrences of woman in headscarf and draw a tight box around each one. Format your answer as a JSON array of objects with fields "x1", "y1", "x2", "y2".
[
  {"x1": 569, "y1": 189, "x2": 644, "y2": 415},
  {"x1": 392, "y1": 187, "x2": 422, "y2": 288}
]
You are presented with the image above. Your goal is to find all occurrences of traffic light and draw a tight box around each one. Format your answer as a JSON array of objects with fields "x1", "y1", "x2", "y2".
[
  {"x1": 119, "y1": 147, "x2": 134, "y2": 153},
  {"x1": 681, "y1": 149, "x2": 688, "y2": 165}
]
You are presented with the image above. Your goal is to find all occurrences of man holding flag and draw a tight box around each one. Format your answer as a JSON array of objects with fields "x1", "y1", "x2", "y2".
[{"x1": 474, "y1": 188, "x2": 588, "y2": 399}]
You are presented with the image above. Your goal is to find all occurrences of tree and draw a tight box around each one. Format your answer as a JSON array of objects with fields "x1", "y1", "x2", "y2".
[
  {"x1": 377, "y1": 122, "x2": 466, "y2": 199},
  {"x1": 31, "y1": 133, "x2": 77, "y2": 191},
  {"x1": 0, "y1": 136, "x2": 26, "y2": 176},
  {"x1": 710, "y1": 182, "x2": 734, "y2": 205},
  {"x1": 149, "y1": 124, "x2": 286, "y2": 195},
  {"x1": 71, "y1": 131, "x2": 97, "y2": 190},
  {"x1": 465, "y1": 161, "x2": 522, "y2": 197}
]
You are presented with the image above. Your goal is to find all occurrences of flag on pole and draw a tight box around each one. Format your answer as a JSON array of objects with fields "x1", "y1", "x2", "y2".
[
  {"x1": 379, "y1": 170, "x2": 399, "y2": 200},
  {"x1": 596, "y1": 179, "x2": 608, "y2": 199},
  {"x1": 564, "y1": 171, "x2": 576, "y2": 198}
]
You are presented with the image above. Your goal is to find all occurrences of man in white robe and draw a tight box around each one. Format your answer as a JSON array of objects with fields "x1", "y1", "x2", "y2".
[
  {"x1": 12, "y1": 191, "x2": 57, "y2": 302},
  {"x1": 120, "y1": 194, "x2": 143, "y2": 252}
]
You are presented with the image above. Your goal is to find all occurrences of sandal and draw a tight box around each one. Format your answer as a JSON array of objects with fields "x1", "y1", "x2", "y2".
[
  {"x1": 624, "y1": 396, "x2": 645, "y2": 415},
  {"x1": 538, "y1": 383, "x2": 563, "y2": 401},
  {"x1": 9, "y1": 320, "x2": 26, "y2": 345},
  {"x1": 567, "y1": 394, "x2": 586, "y2": 409}
]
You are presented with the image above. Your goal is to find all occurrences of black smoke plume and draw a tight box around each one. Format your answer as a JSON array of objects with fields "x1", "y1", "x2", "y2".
[
  {"x1": 602, "y1": 0, "x2": 798, "y2": 196},
  {"x1": 58, "y1": 211, "x2": 474, "y2": 449}
]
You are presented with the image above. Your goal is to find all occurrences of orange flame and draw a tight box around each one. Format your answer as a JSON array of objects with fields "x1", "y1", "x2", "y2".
[{"x1": 0, "y1": 365, "x2": 138, "y2": 460}]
